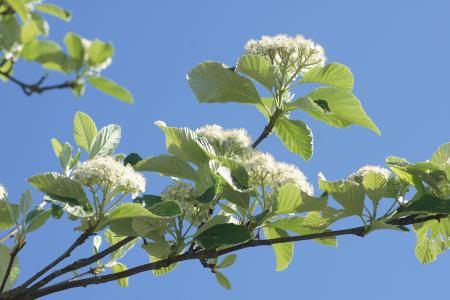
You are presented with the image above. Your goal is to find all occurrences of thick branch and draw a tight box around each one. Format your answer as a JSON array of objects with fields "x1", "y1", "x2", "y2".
[
  {"x1": 0, "y1": 243, "x2": 25, "y2": 293},
  {"x1": 252, "y1": 108, "x2": 282, "y2": 148},
  {"x1": 16, "y1": 230, "x2": 92, "y2": 290},
  {"x1": 20, "y1": 213, "x2": 447, "y2": 299}
]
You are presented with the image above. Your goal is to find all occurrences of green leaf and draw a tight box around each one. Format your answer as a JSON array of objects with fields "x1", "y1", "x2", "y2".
[
  {"x1": 300, "y1": 63, "x2": 354, "y2": 90},
  {"x1": 188, "y1": 61, "x2": 261, "y2": 104},
  {"x1": 124, "y1": 153, "x2": 142, "y2": 166},
  {"x1": 0, "y1": 245, "x2": 19, "y2": 291},
  {"x1": 294, "y1": 87, "x2": 380, "y2": 135},
  {"x1": 0, "y1": 201, "x2": 18, "y2": 230},
  {"x1": 64, "y1": 32, "x2": 84, "y2": 70},
  {"x1": 413, "y1": 217, "x2": 450, "y2": 264},
  {"x1": 0, "y1": 16, "x2": 21, "y2": 50},
  {"x1": 431, "y1": 142, "x2": 450, "y2": 166},
  {"x1": 104, "y1": 230, "x2": 138, "y2": 263},
  {"x1": 50, "y1": 138, "x2": 63, "y2": 158},
  {"x1": 215, "y1": 271, "x2": 231, "y2": 289},
  {"x1": 362, "y1": 172, "x2": 387, "y2": 203},
  {"x1": 148, "y1": 201, "x2": 181, "y2": 217},
  {"x1": 89, "y1": 124, "x2": 121, "y2": 158},
  {"x1": 88, "y1": 76, "x2": 133, "y2": 103},
  {"x1": 20, "y1": 40, "x2": 72, "y2": 73},
  {"x1": 274, "y1": 118, "x2": 313, "y2": 160},
  {"x1": 236, "y1": 54, "x2": 276, "y2": 90},
  {"x1": 216, "y1": 254, "x2": 237, "y2": 269},
  {"x1": 274, "y1": 184, "x2": 326, "y2": 214},
  {"x1": 19, "y1": 190, "x2": 32, "y2": 218},
  {"x1": 73, "y1": 111, "x2": 98, "y2": 152},
  {"x1": 135, "y1": 154, "x2": 198, "y2": 181},
  {"x1": 28, "y1": 172, "x2": 89, "y2": 207},
  {"x1": 109, "y1": 203, "x2": 166, "y2": 221},
  {"x1": 111, "y1": 263, "x2": 128, "y2": 287},
  {"x1": 263, "y1": 227, "x2": 293, "y2": 271},
  {"x1": 195, "y1": 224, "x2": 251, "y2": 249},
  {"x1": 149, "y1": 255, "x2": 178, "y2": 276},
  {"x1": 86, "y1": 40, "x2": 114, "y2": 66},
  {"x1": 35, "y1": 3, "x2": 71, "y2": 21},
  {"x1": 319, "y1": 175, "x2": 365, "y2": 216},
  {"x1": 193, "y1": 215, "x2": 230, "y2": 238},
  {"x1": 21, "y1": 13, "x2": 49, "y2": 43},
  {"x1": 142, "y1": 241, "x2": 171, "y2": 260},
  {"x1": 25, "y1": 207, "x2": 51, "y2": 233},
  {"x1": 5, "y1": 0, "x2": 29, "y2": 21},
  {"x1": 133, "y1": 195, "x2": 162, "y2": 208},
  {"x1": 398, "y1": 194, "x2": 450, "y2": 215},
  {"x1": 155, "y1": 121, "x2": 211, "y2": 164}
]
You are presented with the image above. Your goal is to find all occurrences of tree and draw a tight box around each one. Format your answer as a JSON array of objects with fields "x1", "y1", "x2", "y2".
[{"x1": 0, "y1": 1, "x2": 449, "y2": 299}]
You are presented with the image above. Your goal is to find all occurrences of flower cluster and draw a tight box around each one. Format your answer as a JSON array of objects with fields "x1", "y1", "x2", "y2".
[
  {"x1": 0, "y1": 184, "x2": 7, "y2": 200},
  {"x1": 73, "y1": 156, "x2": 146, "y2": 195},
  {"x1": 242, "y1": 151, "x2": 313, "y2": 195},
  {"x1": 244, "y1": 34, "x2": 326, "y2": 82},
  {"x1": 195, "y1": 124, "x2": 252, "y2": 158},
  {"x1": 161, "y1": 181, "x2": 211, "y2": 226},
  {"x1": 348, "y1": 165, "x2": 392, "y2": 183}
]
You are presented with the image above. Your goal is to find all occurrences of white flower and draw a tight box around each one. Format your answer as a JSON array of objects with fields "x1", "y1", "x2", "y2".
[
  {"x1": 161, "y1": 181, "x2": 211, "y2": 226},
  {"x1": 244, "y1": 34, "x2": 326, "y2": 82},
  {"x1": 271, "y1": 162, "x2": 314, "y2": 195},
  {"x1": 73, "y1": 156, "x2": 146, "y2": 195},
  {"x1": 0, "y1": 184, "x2": 7, "y2": 200},
  {"x1": 349, "y1": 165, "x2": 391, "y2": 183},
  {"x1": 195, "y1": 124, "x2": 252, "y2": 158},
  {"x1": 242, "y1": 151, "x2": 276, "y2": 183}
]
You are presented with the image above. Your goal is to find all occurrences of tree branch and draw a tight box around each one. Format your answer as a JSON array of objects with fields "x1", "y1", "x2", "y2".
[
  {"x1": 252, "y1": 108, "x2": 282, "y2": 148},
  {"x1": 0, "y1": 242, "x2": 25, "y2": 293},
  {"x1": 14, "y1": 213, "x2": 446, "y2": 299},
  {"x1": 16, "y1": 229, "x2": 92, "y2": 290},
  {"x1": 0, "y1": 71, "x2": 76, "y2": 96},
  {"x1": 26, "y1": 236, "x2": 136, "y2": 292}
]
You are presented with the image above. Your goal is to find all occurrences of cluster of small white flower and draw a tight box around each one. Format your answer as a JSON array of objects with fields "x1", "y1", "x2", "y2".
[
  {"x1": 348, "y1": 165, "x2": 392, "y2": 183},
  {"x1": 73, "y1": 156, "x2": 146, "y2": 195},
  {"x1": 161, "y1": 181, "x2": 211, "y2": 226},
  {"x1": 0, "y1": 184, "x2": 7, "y2": 200},
  {"x1": 195, "y1": 124, "x2": 252, "y2": 157},
  {"x1": 242, "y1": 151, "x2": 314, "y2": 195},
  {"x1": 244, "y1": 34, "x2": 326, "y2": 82}
]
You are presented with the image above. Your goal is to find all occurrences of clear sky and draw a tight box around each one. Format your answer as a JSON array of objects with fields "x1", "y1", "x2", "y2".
[{"x1": 1, "y1": 0, "x2": 450, "y2": 299}]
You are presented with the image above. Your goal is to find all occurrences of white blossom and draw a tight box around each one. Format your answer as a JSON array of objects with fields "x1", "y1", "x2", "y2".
[
  {"x1": 0, "y1": 184, "x2": 7, "y2": 200},
  {"x1": 271, "y1": 162, "x2": 314, "y2": 195},
  {"x1": 349, "y1": 165, "x2": 391, "y2": 183},
  {"x1": 241, "y1": 151, "x2": 313, "y2": 194},
  {"x1": 244, "y1": 34, "x2": 326, "y2": 81},
  {"x1": 161, "y1": 181, "x2": 211, "y2": 226},
  {"x1": 195, "y1": 124, "x2": 252, "y2": 157},
  {"x1": 73, "y1": 156, "x2": 146, "y2": 195}
]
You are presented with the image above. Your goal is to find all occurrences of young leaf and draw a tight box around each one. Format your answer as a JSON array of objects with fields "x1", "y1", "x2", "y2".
[
  {"x1": 64, "y1": 33, "x2": 85, "y2": 70},
  {"x1": 73, "y1": 111, "x2": 98, "y2": 152},
  {"x1": 0, "y1": 201, "x2": 18, "y2": 230},
  {"x1": 86, "y1": 40, "x2": 114, "y2": 66},
  {"x1": 215, "y1": 271, "x2": 231, "y2": 289},
  {"x1": 216, "y1": 254, "x2": 237, "y2": 269},
  {"x1": 413, "y1": 218, "x2": 450, "y2": 264},
  {"x1": 263, "y1": 227, "x2": 293, "y2": 271},
  {"x1": 35, "y1": 3, "x2": 71, "y2": 21},
  {"x1": 89, "y1": 124, "x2": 121, "y2": 158},
  {"x1": 111, "y1": 263, "x2": 128, "y2": 287},
  {"x1": 25, "y1": 207, "x2": 51, "y2": 233},
  {"x1": 188, "y1": 61, "x2": 261, "y2": 104},
  {"x1": 5, "y1": 0, "x2": 29, "y2": 21},
  {"x1": 88, "y1": 76, "x2": 133, "y2": 103},
  {"x1": 300, "y1": 63, "x2": 354, "y2": 90},
  {"x1": 274, "y1": 118, "x2": 313, "y2": 160}
]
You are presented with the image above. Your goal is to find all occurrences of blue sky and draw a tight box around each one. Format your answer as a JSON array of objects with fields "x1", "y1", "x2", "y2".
[{"x1": 1, "y1": 0, "x2": 450, "y2": 299}]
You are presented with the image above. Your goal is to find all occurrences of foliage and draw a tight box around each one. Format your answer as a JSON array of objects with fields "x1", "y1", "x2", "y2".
[{"x1": 0, "y1": 6, "x2": 449, "y2": 299}]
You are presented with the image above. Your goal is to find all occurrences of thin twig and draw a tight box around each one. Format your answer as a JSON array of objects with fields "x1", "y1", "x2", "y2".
[
  {"x1": 10, "y1": 213, "x2": 446, "y2": 299},
  {"x1": 16, "y1": 230, "x2": 92, "y2": 290},
  {"x1": 0, "y1": 71, "x2": 75, "y2": 96},
  {"x1": 0, "y1": 242, "x2": 25, "y2": 293}
]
